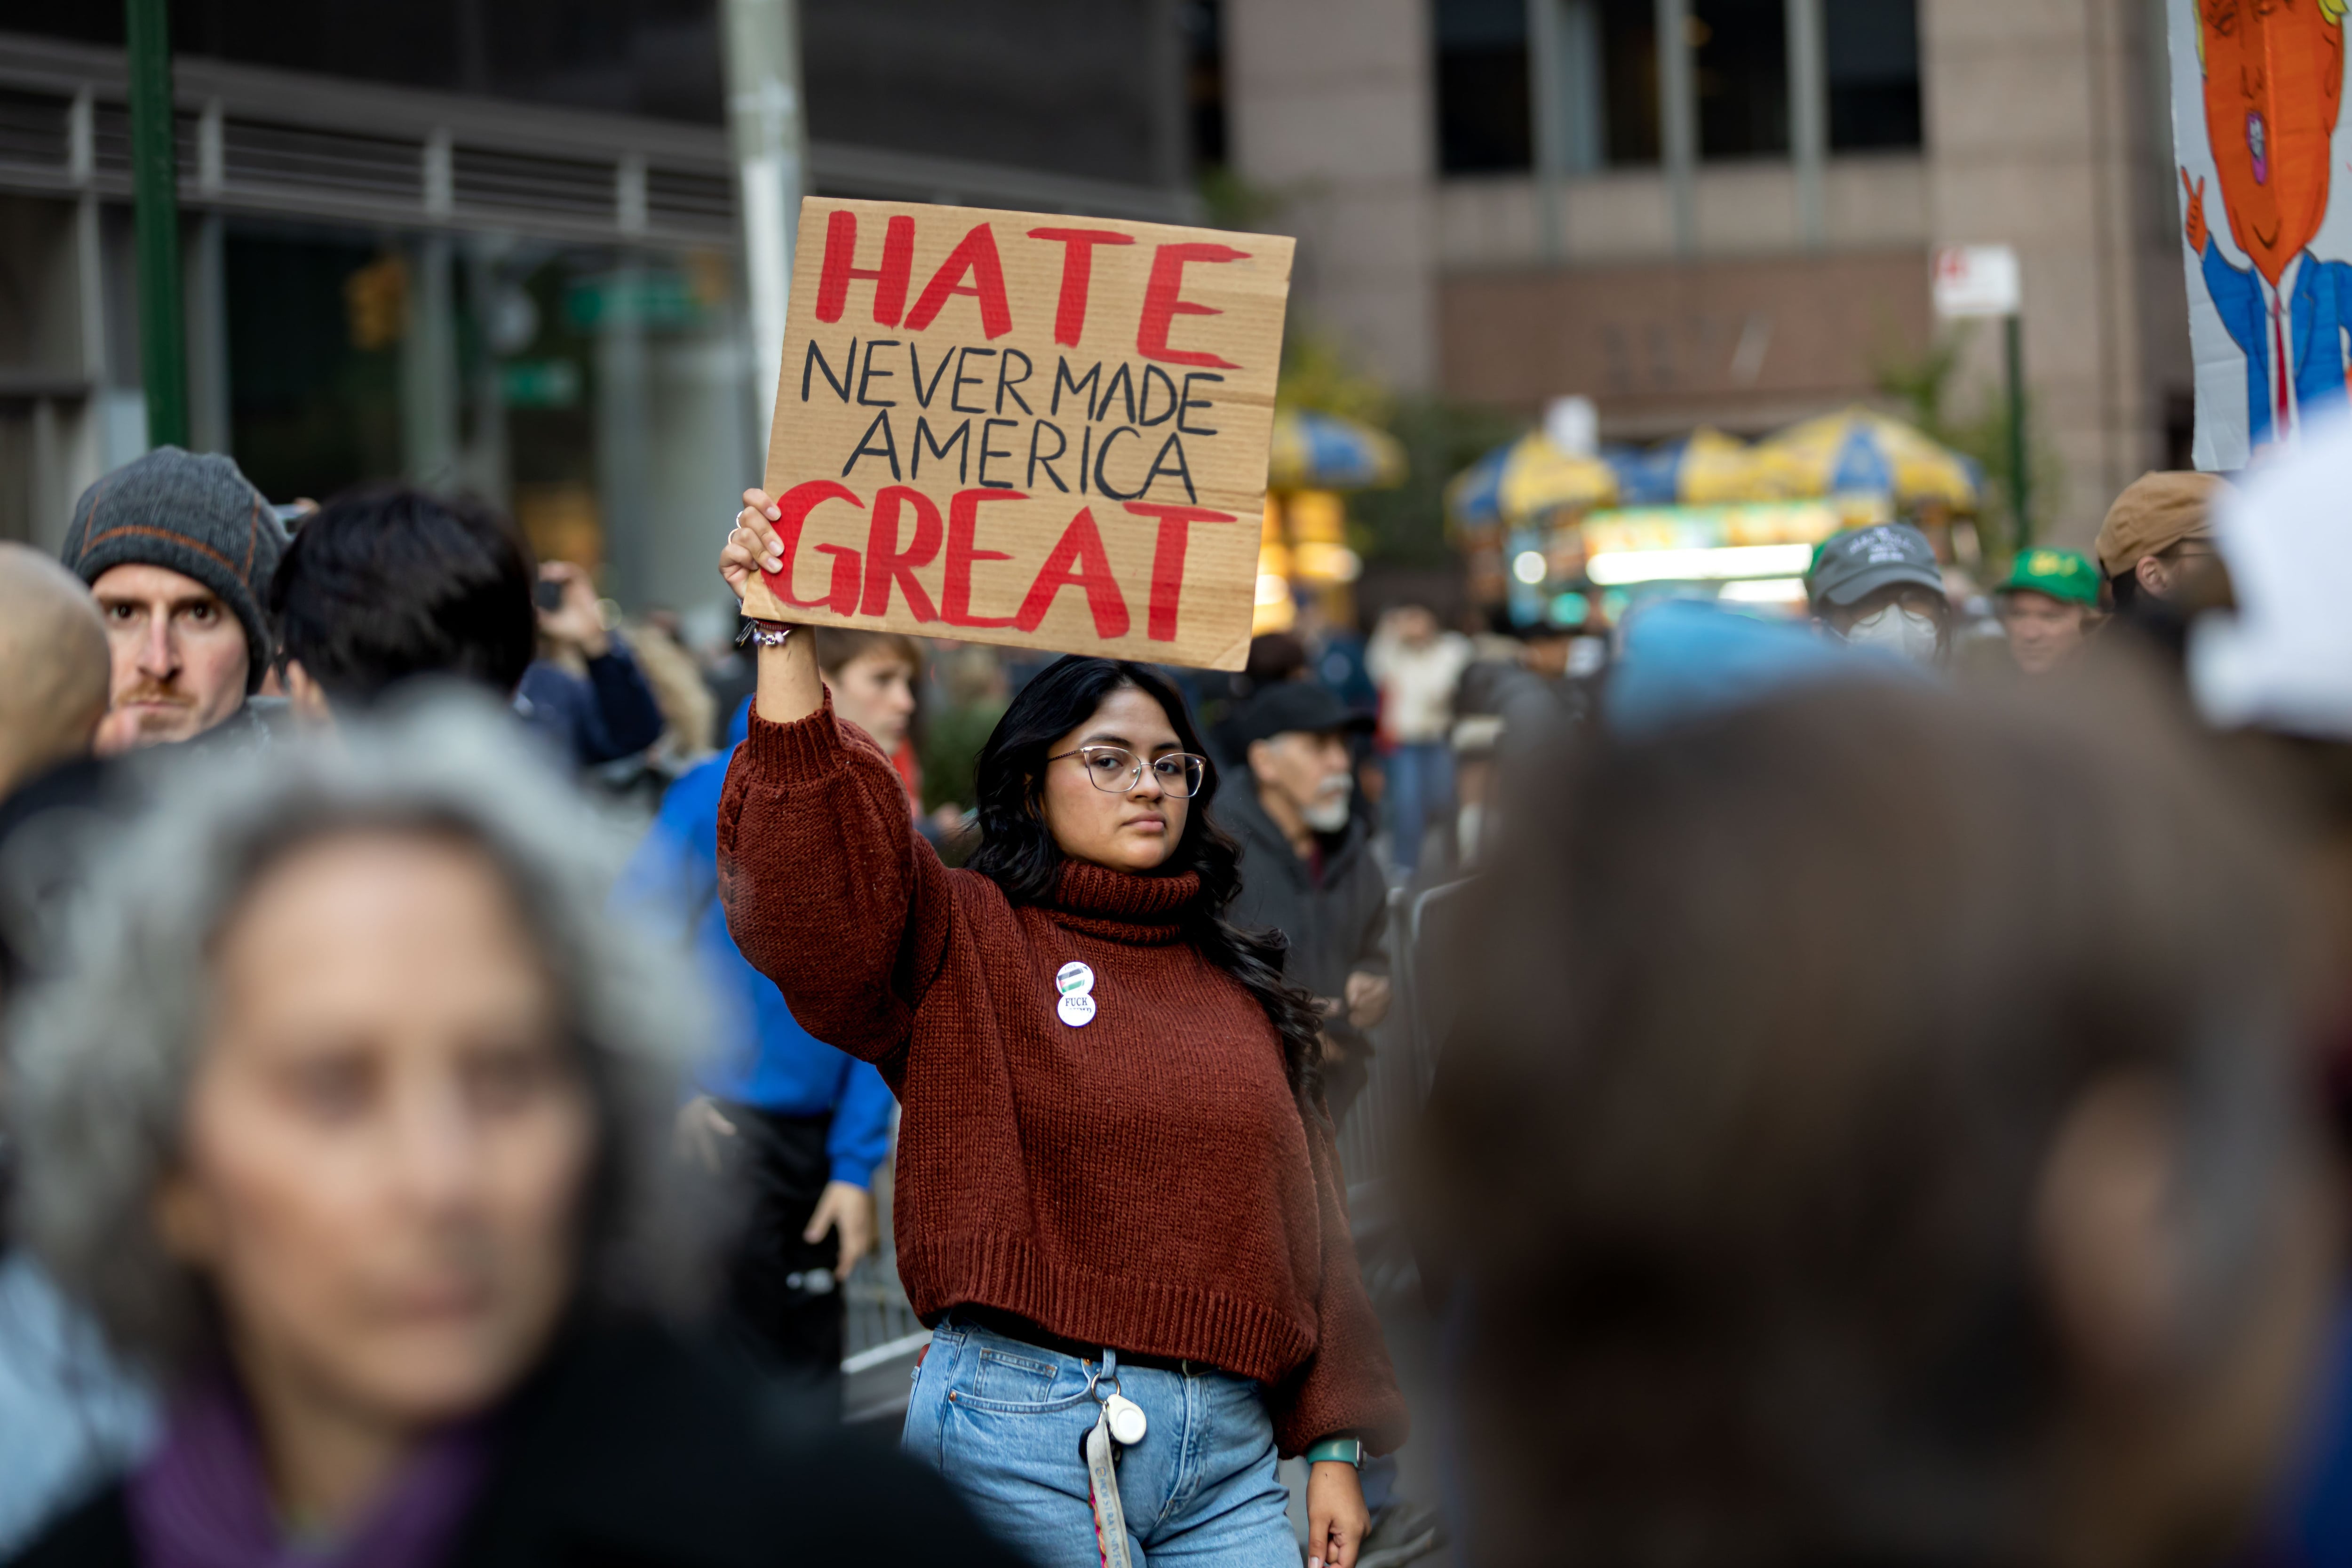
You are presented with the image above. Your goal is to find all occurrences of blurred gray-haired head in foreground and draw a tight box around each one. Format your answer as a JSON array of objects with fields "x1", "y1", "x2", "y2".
[
  {"x1": 7, "y1": 690, "x2": 711, "y2": 1384},
  {"x1": 1420, "y1": 669, "x2": 2336, "y2": 1568}
]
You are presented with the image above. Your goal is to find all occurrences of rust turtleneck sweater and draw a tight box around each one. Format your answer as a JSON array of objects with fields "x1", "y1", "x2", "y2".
[{"x1": 716, "y1": 698, "x2": 1407, "y2": 1455}]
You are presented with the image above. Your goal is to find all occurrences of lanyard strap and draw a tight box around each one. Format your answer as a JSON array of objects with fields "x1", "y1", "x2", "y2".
[
  {"x1": 1085, "y1": 1401, "x2": 1135, "y2": 1568},
  {"x1": 1083, "y1": 1348, "x2": 1135, "y2": 1568}
]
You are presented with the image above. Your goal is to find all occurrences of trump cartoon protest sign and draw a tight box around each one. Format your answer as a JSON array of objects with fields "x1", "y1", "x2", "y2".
[
  {"x1": 2169, "y1": 0, "x2": 2352, "y2": 468},
  {"x1": 742, "y1": 197, "x2": 1294, "y2": 671}
]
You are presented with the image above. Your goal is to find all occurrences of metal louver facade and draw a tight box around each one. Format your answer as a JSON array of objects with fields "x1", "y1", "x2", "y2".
[{"x1": 0, "y1": 29, "x2": 1190, "y2": 246}]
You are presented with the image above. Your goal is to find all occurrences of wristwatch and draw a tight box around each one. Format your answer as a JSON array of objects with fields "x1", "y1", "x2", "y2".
[{"x1": 1304, "y1": 1437, "x2": 1363, "y2": 1468}]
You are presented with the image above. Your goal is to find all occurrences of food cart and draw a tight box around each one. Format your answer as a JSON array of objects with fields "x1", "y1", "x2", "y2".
[{"x1": 1453, "y1": 405, "x2": 1982, "y2": 625}]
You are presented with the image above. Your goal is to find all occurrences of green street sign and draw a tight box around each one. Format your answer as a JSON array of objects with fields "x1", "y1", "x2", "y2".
[
  {"x1": 565, "y1": 273, "x2": 701, "y2": 331},
  {"x1": 499, "y1": 359, "x2": 582, "y2": 409}
]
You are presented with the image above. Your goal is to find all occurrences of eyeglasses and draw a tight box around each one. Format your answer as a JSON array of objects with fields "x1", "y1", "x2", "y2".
[{"x1": 1048, "y1": 746, "x2": 1208, "y2": 798}]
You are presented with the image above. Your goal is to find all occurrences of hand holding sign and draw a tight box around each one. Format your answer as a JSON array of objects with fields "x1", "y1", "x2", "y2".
[
  {"x1": 721, "y1": 488, "x2": 787, "y2": 599},
  {"x1": 736, "y1": 198, "x2": 1294, "y2": 672}
]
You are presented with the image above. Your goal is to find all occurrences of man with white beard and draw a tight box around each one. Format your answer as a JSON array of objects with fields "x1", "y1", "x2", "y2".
[
  {"x1": 1218, "y1": 678, "x2": 1442, "y2": 1567},
  {"x1": 1217, "y1": 681, "x2": 1392, "y2": 1122}
]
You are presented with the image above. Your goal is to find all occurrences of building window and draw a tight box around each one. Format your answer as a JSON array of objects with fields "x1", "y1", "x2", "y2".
[
  {"x1": 1692, "y1": 0, "x2": 1789, "y2": 159},
  {"x1": 1586, "y1": 0, "x2": 1663, "y2": 167},
  {"x1": 1183, "y1": 0, "x2": 1227, "y2": 170},
  {"x1": 1827, "y1": 0, "x2": 1922, "y2": 151},
  {"x1": 1498, "y1": 0, "x2": 1662, "y2": 174},
  {"x1": 224, "y1": 234, "x2": 405, "y2": 502},
  {"x1": 1436, "y1": 0, "x2": 1533, "y2": 174}
]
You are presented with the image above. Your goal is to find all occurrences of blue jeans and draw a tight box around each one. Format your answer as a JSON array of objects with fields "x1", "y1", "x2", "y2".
[
  {"x1": 903, "y1": 1316, "x2": 1297, "y2": 1568},
  {"x1": 1385, "y1": 741, "x2": 1455, "y2": 876}
]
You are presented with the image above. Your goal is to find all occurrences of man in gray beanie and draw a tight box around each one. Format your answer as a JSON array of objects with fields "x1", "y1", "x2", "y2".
[{"x1": 60, "y1": 446, "x2": 288, "y2": 753}]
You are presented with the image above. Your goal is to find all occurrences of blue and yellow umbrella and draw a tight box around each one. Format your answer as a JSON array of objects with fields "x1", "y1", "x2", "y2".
[
  {"x1": 1753, "y1": 406, "x2": 1981, "y2": 510},
  {"x1": 1601, "y1": 427, "x2": 1767, "y2": 506},
  {"x1": 1267, "y1": 408, "x2": 1406, "y2": 492},
  {"x1": 1445, "y1": 430, "x2": 1621, "y2": 533}
]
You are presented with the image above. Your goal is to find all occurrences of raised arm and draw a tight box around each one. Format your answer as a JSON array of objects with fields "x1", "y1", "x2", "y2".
[{"x1": 715, "y1": 490, "x2": 957, "y2": 1069}]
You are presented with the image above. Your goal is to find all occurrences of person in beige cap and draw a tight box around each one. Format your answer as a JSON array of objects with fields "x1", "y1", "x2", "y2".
[{"x1": 2093, "y1": 470, "x2": 2228, "y2": 612}]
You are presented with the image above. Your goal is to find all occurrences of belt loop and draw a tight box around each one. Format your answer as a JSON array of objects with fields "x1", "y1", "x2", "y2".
[{"x1": 1100, "y1": 1347, "x2": 1119, "y2": 1387}]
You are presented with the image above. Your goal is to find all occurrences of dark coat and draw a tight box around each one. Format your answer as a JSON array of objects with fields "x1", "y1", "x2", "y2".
[
  {"x1": 1217, "y1": 782, "x2": 1391, "y2": 1095},
  {"x1": 8, "y1": 1323, "x2": 1026, "y2": 1568}
]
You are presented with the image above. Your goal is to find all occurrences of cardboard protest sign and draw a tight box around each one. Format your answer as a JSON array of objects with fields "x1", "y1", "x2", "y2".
[
  {"x1": 744, "y1": 197, "x2": 1294, "y2": 671},
  {"x1": 2166, "y1": 0, "x2": 2352, "y2": 469}
]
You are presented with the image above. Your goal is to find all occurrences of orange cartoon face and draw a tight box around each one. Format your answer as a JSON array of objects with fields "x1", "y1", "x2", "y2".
[{"x1": 2198, "y1": 0, "x2": 2346, "y2": 284}]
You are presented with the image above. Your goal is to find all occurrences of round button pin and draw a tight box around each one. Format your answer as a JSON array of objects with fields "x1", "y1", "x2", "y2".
[
  {"x1": 1057, "y1": 961, "x2": 1095, "y2": 997},
  {"x1": 1057, "y1": 991, "x2": 1097, "y2": 1027}
]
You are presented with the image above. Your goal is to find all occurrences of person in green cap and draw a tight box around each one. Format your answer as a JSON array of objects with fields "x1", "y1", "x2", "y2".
[{"x1": 1994, "y1": 548, "x2": 2103, "y2": 675}]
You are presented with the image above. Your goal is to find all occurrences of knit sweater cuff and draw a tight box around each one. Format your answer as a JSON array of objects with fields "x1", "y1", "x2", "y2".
[{"x1": 740, "y1": 693, "x2": 851, "y2": 781}]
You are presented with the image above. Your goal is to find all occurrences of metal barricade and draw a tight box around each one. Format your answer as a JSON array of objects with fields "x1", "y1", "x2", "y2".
[{"x1": 840, "y1": 1151, "x2": 926, "y2": 1361}]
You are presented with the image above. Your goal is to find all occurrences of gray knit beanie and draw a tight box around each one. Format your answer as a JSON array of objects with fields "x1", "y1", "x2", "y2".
[{"x1": 62, "y1": 446, "x2": 288, "y2": 692}]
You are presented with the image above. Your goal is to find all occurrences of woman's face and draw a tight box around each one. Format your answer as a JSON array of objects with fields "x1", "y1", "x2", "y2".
[
  {"x1": 157, "y1": 831, "x2": 594, "y2": 1432},
  {"x1": 1040, "y1": 685, "x2": 1191, "y2": 874},
  {"x1": 827, "y1": 652, "x2": 917, "y2": 751}
]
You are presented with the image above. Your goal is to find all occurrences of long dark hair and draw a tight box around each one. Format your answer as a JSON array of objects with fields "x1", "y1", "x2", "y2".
[{"x1": 968, "y1": 656, "x2": 1325, "y2": 1110}]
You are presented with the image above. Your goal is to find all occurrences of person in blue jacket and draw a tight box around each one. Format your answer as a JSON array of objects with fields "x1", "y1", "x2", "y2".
[{"x1": 614, "y1": 694, "x2": 895, "y2": 1419}]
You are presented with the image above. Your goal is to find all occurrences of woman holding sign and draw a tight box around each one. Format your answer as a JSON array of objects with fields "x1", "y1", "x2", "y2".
[{"x1": 716, "y1": 494, "x2": 1405, "y2": 1568}]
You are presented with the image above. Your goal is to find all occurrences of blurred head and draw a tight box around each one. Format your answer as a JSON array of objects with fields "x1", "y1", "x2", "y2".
[
  {"x1": 0, "y1": 544, "x2": 110, "y2": 795},
  {"x1": 157, "y1": 829, "x2": 594, "y2": 1425},
  {"x1": 1998, "y1": 549, "x2": 2104, "y2": 677},
  {"x1": 1999, "y1": 589, "x2": 2097, "y2": 674},
  {"x1": 624, "y1": 616, "x2": 716, "y2": 759},
  {"x1": 1422, "y1": 677, "x2": 2332, "y2": 1568},
  {"x1": 2099, "y1": 472, "x2": 2228, "y2": 609},
  {"x1": 1243, "y1": 631, "x2": 1309, "y2": 692},
  {"x1": 1231, "y1": 681, "x2": 1369, "y2": 838},
  {"x1": 270, "y1": 486, "x2": 537, "y2": 718},
  {"x1": 1249, "y1": 731, "x2": 1354, "y2": 834},
  {"x1": 2123, "y1": 536, "x2": 2226, "y2": 609},
  {"x1": 1819, "y1": 580, "x2": 1951, "y2": 664},
  {"x1": 812, "y1": 628, "x2": 919, "y2": 752},
  {"x1": 63, "y1": 447, "x2": 286, "y2": 753},
  {"x1": 1389, "y1": 605, "x2": 1439, "y2": 645},
  {"x1": 10, "y1": 698, "x2": 705, "y2": 1425},
  {"x1": 1523, "y1": 626, "x2": 1578, "y2": 679},
  {"x1": 1808, "y1": 525, "x2": 1952, "y2": 667}
]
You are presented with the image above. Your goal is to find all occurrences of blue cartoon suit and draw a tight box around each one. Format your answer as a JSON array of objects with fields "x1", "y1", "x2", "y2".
[{"x1": 2201, "y1": 244, "x2": 2352, "y2": 446}]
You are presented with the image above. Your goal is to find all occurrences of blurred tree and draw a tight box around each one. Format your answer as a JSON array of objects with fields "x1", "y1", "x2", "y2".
[
  {"x1": 1347, "y1": 397, "x2": 1523, "y2": 570},
  {"x1": 1875, "y1": 326, "x2": 2065, "y2": 566},
  {"x1": 1278, "y1": 330, "x2": 1394, "y2": 428},
  {"x1": 1274, "y1": 326, "x2": 1521, "y2": 572},
  {"x1": 1197, "y1": 166, "x2": 1281, "y2": 233}
]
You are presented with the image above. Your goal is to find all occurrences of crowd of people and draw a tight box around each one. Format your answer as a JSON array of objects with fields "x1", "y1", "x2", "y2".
[{"x1": 0, "y1": 420, "x2": 2344, "y2": 1568}]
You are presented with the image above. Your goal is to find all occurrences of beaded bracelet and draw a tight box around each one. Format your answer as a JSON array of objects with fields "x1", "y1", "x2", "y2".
[{"x1": 734, "y1": 619, "x2": 795, "y2": 650}]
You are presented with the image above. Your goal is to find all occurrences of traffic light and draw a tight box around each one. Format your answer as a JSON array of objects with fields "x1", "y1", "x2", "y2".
[{"x1": 345, "y1": 254, "x2": 409, "y2": 350}]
